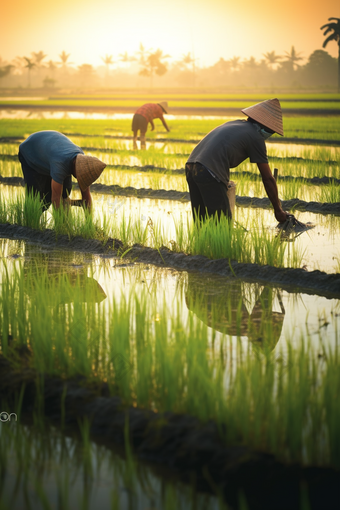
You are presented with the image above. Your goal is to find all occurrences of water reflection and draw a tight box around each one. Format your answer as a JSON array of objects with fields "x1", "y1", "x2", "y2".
[
  {"x1": 23, "y1": 247, "x2": 107, "y2": 305},
  {"x1": 185, "y1": 273, "x2": 285, "y2": 351},
  {"x1": 1, "y1": 421, "x2": 219, "y2": 510},
  {"x1": 0, "y1": 109, "x2": 236, "y2": 121},
  {"x1": 0, "y1": 239, "x2": 339, "y2": 353}
]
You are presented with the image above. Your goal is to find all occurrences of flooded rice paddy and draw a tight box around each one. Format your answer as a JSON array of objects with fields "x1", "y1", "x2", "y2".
[
  {"x1": 1, "y1": 113, "x2": 340, "y2": 509},
  {"x1": 1, "y1": 239, "x2": 339, "y2": 354},
  {"x1": 1, "y1": 183, "x2": 339, "y2": 273}
]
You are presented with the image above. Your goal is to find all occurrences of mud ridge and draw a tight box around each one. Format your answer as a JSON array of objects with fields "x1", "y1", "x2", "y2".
[
  {"x1": 0, "y1": 355, "x2": 338, "y2": 510},
  {"x1": 1, "y1": 223, "x2": 339, "y2": 297}
]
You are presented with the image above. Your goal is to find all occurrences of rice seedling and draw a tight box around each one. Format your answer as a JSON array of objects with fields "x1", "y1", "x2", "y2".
[
  {"x1": 1, "y1": 116, "x2": 339, "y2": 144},
  {"x1": 0, "y1": 191, "x2": 308, "y2": 269},
  {"x1": 318, "y1": 180, "x2": 340, "y2": 203},
  {"x1": 0, "y1": 159, "x2": 22, "y2": 177},
  {"x1": 0, "y1": 259, "x2": 339, "y2": 469}
]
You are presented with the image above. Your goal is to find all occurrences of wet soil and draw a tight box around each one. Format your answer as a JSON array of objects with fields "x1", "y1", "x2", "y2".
[
  {"x1": 1, "y1": 223, "x2": 339, "y2": 297},
  {"x1": 0, "y1": 354, "x2": 338, "y2": 510}
]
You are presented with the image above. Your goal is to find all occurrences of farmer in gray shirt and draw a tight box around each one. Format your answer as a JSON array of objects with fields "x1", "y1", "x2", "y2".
[
  {"x1": 18, "y1": 131, "x2": 106, "y2": 212},
  {"x1": 186, "y1": 98, "x2": 289, "y2": 223}
]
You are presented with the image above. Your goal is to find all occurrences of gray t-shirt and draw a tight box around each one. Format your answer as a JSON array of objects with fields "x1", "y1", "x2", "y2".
[
  {"x1": 186, "y1": 119, "x2": 268, "y2": 185},
  {"x1": 19, "y1": 131, "x2": 84, "y2": 184}
]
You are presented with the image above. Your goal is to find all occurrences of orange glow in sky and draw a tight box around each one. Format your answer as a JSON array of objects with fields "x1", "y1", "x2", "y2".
[{"x1": 1, "y1": 0, "x2": 339, "y2": 67}]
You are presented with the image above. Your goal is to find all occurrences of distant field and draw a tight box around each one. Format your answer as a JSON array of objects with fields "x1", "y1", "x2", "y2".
[
  {"x1": 0, "y1": 98, "x2": 339, "y2": 111},
  {"x1": 1, "y1": 117, "x2": 340, "y2": 142},
  {"x1": 12, "y1": 92, "x2": 340, "y2": 101},
  {"x1": 0, "y1": 90, "x2": 340, "y2": 114}
]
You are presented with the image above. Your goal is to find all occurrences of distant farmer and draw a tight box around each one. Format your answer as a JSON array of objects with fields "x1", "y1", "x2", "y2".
[
  {"x1": 18, "y1": 131, "x2": 106, "y2": 213},
  {"x1": 185, "y1": 98, "x2": 289, "y2": 223},
  {"x1": 132, "y1": 101, "x2": 170, "y2": 150}
]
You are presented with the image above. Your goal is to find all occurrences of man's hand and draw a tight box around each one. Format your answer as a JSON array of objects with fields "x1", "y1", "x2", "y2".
[{"x1": 275, "y1": 210, "x2": 290, "y2": 223}]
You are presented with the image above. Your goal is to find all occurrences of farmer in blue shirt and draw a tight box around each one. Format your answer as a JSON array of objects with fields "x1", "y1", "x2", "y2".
[{"x1": 18, "y1": 131, "x2": 106, "y2": 212}]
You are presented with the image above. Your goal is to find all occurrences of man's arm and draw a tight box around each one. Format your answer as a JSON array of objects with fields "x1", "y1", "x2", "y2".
[
  {"x1": 160, "y1": 117, "x2": 170, "y2": 132},
  {"x1": 51, "y1": 179, "x2": 63, "y2": 209},
  {"x1": 257, "y1": 163, "x2": 289, "y2": 223},
  {"x1": 80, "y1": 187, "x2": 92, "y2": 212}
]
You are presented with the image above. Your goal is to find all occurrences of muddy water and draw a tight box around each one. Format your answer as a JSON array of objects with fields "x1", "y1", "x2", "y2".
[
  {"x1": 1, "y1": 239, "x2": 339, "y2": 355},
  {"x1": 1, "y1": 422, "x2": 218, "y2": 510}
]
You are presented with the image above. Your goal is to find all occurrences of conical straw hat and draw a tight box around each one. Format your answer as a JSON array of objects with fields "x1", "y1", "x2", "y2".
[
  {"x1": 75, "y1": 155, "x2": 106, "y2": 191},
  {"x1": 241, "y1": 98, "x2": 284, "y2": 136},
  {"x1": 158, "y1": 101, "x2": 169, "y2": 113}
]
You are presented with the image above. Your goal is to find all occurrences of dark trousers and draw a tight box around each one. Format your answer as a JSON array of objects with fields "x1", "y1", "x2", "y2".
[
  {"x1": 131, "y1": 113, "x2": 148, "y2": 135},
  {"x1": 185, "y1": 162, "x2": 231, "y2": 222},
  {"x1": 18, "y1": 151, "x2": 72, "y2": 212}
]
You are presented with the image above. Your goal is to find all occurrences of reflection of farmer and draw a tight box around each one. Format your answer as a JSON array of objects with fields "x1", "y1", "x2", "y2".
[
  {"x1": 185, "y1": 273, "x2": 285, "y2": 351},
  {"x1": 18, "y1": 131, "x2": 106, "y2": 213},
  {"x1": 23, "y1": 248, "x2": 107, "y2": 305},
  {"x1": 185, "y1": 99, "x2": 289, "y2": 223},
  {"x1": 132, "y1": 102, "x2": 170, "y2": 150}
]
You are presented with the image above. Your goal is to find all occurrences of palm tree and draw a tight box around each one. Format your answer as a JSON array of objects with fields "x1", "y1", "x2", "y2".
[
  {"x1": 321, "y1": 17, "x2": 340, "y2": 93},
  {"x1": 101, "y1": 55, "x2": 114, "y2": 74},
  {"x1": 0, "y1": 65, "x2": 13, "y2": 81},
  {"x1": 46, "y1": 60, "x2": 57, "y2": 80},
  {"x1": 135, "y1": 43, "x2": 147, "y2": 65},
  {"x1": 139, "y1": 49, "x2": 170, "y2": 88},
  {"x1": 101, "y1": 54, "x2": 114, "y2": 83},
  {"x1": 243, "y1": 56, "x2": 258, "y2": 69},
  {"x1": 262, "y1": 51, "x2": 282, "y2": 69},
  {"x1": 178, "y1": 52, "x2": 197, "y2": 87},
  {"x1": 23, "y1": 57, "x2": 36, "y2": 88},
  {"x1": 119, "y1": 52, "x2": 136, "y2": 65},
  {"x1": 32, "y1": 51, "x2": 47, "y2": 67},
  {"x1": 229, "y1": 56, "x2": 241, "y2": 72},
  {"x1": 284, "y1": 46, "x2": 303, "y2": 70},
  {"x1": 59, "y1": 51, "x2": 71, "y2": 69}
]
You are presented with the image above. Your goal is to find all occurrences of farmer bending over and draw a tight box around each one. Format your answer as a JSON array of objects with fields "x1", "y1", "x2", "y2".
[
  {"x1": 185, "y1": 98, "x2": 289, "y2": 223},
  {"x1": 18, "y1": 131, "x2": 106, "y2": 213},
  {"x1": 132, "y1": 101, "x2": 170, "y2": 150}
]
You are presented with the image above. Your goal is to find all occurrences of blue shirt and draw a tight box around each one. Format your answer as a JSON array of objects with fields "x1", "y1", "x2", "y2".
[{"x1": 19, "y1": 131, "x2": 84, "y2": 184}]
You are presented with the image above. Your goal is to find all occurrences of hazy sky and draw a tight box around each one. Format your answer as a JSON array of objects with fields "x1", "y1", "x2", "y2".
[{"x1": 1, "y1": 0, "x2": 339, "y2": 67}]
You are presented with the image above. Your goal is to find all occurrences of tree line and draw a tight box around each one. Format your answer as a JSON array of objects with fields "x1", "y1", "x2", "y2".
[{"x1": 0, "y1": 16, "x2": 339, "y2": 91}]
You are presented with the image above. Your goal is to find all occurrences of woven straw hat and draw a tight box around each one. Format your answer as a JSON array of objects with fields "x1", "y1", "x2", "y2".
[
  {"x1": 241, "y1": 98, "x2": 284, "y2": 136},
  {"x1": 158, "y1": 101, "x2": 168, "y2": 113},
  {"x1": 75, "y1": 155, "x2": 106, "y2": 191}
]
